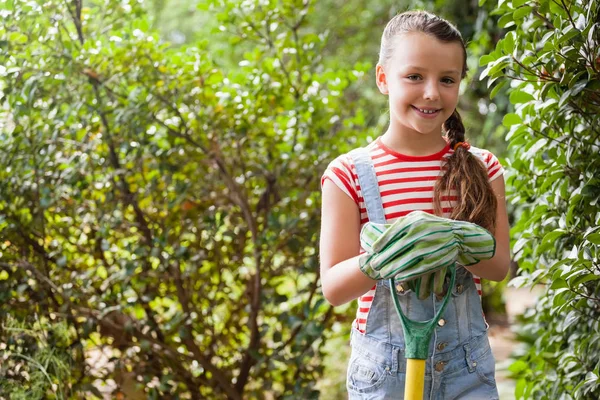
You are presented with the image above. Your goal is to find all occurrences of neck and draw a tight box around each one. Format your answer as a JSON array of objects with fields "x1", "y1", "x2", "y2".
[{"x1": 380, "y1": 125, "x2": 447, "y2": 157}]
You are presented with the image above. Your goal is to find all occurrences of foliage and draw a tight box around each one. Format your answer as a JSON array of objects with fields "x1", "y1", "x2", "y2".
[
  {"x1": 0, "y1": 316, "x2": 74, "y2": 399},
  {"x1": 0, "y1": 0, "x2": 368, "y2": 398},
  {"x1": 151, "y1": 0, "x2": 511, "y2": 150},
  {"x1": 150, "y1": 0, "x2": 515, "y2": 320},
  {"x1": 480, "y1": 0, "x2": 600, "y2": 398}
]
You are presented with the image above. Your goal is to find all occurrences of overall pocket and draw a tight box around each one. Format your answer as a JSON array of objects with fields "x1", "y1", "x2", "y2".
[
  {"x1": 346, "y1": 351, "x2": 390, "y2": 393},
  {"x1": 473, "y1": 346, "x2": 497, "y2": 387}
]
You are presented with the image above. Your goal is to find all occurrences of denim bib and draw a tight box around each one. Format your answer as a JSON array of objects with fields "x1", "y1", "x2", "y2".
[{"x1": 346, "y1": 147, "x2": 499, "y2": 399}]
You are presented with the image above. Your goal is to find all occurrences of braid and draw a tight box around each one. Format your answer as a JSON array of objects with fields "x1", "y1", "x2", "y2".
[
  {"x1": 443, "y1": 110, "x2": 466, "y2": 146},
  {"x1": 434, "y1": 110, "x2": 498, "y2": 233}
]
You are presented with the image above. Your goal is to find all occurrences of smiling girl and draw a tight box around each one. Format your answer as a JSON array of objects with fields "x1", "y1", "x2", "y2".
[{"x1": 319, "y1": 10, "x2": 510, "y2": 399}]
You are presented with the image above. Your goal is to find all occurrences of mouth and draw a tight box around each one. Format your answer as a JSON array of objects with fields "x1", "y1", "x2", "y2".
[{"x1": 411, "y1": 105, "x2": 441, "y2": 118}]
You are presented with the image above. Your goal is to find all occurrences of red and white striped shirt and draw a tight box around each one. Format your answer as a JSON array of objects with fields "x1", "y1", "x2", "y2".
[{"x1": 321, "y1": 137, "x2": 504, "y2": 334}]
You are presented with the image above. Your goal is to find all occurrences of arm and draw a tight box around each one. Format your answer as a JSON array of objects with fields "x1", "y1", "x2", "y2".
[
  {"x1": 319, "y1": 179, "x2": 376, "y2": 306},
  {"x1": 463, "y1": 176, "x2": 510, "y2": 281}
]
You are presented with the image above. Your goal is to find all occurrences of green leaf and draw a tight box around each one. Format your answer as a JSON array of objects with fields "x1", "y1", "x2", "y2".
[
  {"x1": 586, "y1": 233, "x2": 600, "y2": 244},
  {"x1": 506, "y1": 124, "x2": 527, "y2": 141},
  {"x1": 503, "y1": 31, "x2": 516, "y2": 54},
  {"x1": 490, "y1": 80, "x2": 508, "y2": 99},
  {"x1": 568, "y1": 70, "x2": 588, "y2": 89},
  {"x1": 503, "y1": 113, "x2": 522, "y2": 127},
  {"x1": 509, "y1": 360, "x2": 529, "y2": 373},
  {"x1": 558, "y1": 89, "x2": 572, "y2": 108},
  {"x1": 96, "y1": 266, "x2": 108, "y2": 279},
  {"x1": 571, "y1": 80, "x2": 588, "y2": 96},
  {"x1": 489, "y1": 60, "x2": 510, "y2": 75},
  {"x1": 572, "y1": 274, "x2": 600, "y2": 287},
  {"x1": 515, "y1": 378, "x2": 526, "y2": 399},
  {"x1": 479, "y1": 54, "x2": 495, "y2": 67},
  {"x1": 524, "y1": 138, "x2": 547, "y2": 159},
  {"x1": 513, "y1": 6, "x2": 533, "y2": 20},
  {"x1": 540, "y1": 169, "x2": 564, "y2": 192},
  {"x1": 550, "y1": 278, "x2": 568, "y2": 289},
  {"x1": 538, "y1": 229, "x2": 566, "y2": 254},
  {"x1": 558, "y1": 26, "x2": 582, "y2": 45},
  {"x1": 498, "y1": 13, "x2": 516, "y2": 29},
  {"x1": 9, "y1": 32, "x2": 28, "y2": 44},
  {"x1": 566, "y1": 194, "x2": 582, "y2": 224},
  {"x1": 509, "y1": 89, "x2": 535, "y2": 104}
]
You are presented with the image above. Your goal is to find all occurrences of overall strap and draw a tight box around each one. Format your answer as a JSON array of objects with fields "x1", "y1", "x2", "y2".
[{"x1": 348, "y1": 147, "x2": 386, "y2": 225}]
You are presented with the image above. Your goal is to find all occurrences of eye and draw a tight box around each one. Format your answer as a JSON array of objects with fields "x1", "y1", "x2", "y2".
[
  {"x1": 441, "y1": 77, "x2": 455, "y2": 84},
  {"x1": 407, "y1": 75, "x2": 422, "y2": 81}
]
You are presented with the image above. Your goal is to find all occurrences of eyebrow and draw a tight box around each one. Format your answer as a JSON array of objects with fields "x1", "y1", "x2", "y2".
[{"x1": 405, "y1": 65, "x2": 461, "y2": 75}]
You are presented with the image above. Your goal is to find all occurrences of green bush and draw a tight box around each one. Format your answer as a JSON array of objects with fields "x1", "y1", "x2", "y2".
[
  {"x1": 480, "y1": 0, "x2": 600, "y2": 398},
  {"x1": 0, "y1": 0, "x2": 367, "y2": 397}
]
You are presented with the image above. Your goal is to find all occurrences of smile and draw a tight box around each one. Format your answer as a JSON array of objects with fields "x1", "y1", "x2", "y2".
[{"x1": 411, "y1": 106, "x2": 441, "y2": 118}]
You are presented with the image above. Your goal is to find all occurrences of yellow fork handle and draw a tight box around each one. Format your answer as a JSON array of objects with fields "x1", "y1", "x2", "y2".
[{"x1": 405, "y1": 358, "x2": 426, "y2": 400}]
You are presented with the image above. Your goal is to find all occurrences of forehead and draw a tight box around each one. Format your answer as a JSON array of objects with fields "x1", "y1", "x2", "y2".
[{"x1": 387, "y1": 31, "x2": 464, "y2": 74}]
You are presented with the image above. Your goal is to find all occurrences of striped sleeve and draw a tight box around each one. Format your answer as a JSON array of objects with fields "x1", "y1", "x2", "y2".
[
  {"x1": 483, "y1": 151, "x2": 504, "y2": 182},
  {"x1": 320, "y1": 154, "x2": 359, "y2": 204}
]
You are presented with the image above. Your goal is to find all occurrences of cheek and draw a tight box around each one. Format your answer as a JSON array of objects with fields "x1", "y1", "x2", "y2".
[
  {"x1": 443, "y1": 87, "x2": 460, "y2": 105},
  {"x1": 389, "y1": 89, "x2": 415, "y2": 108}
]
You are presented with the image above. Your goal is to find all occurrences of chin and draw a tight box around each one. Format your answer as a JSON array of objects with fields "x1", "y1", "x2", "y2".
[{"x1": 412, "y1": 125, "x2": 443, "y2": 136}]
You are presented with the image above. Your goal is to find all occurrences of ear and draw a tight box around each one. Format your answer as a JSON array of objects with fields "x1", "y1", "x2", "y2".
[{"x1": 375, "y1": 64, "x2": 389, "y2": 95}]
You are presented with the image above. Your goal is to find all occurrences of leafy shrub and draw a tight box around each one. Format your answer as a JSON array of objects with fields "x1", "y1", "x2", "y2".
[
  {"x1": 0, "y1": 0, "x2": 367, "y2": 397},
  {"x1": 480, "y1": 0, "x2": 600, "y2": 398}
]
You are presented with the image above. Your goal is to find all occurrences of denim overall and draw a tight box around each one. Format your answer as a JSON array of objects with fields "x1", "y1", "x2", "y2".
[{"x1": 346, "y1": 148, "x2": 499, "y2": 399}]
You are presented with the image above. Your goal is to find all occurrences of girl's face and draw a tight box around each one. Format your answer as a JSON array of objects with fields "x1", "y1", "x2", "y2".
[{"x1": 376, "y1": 32, "x2": 464, "y2": 138}]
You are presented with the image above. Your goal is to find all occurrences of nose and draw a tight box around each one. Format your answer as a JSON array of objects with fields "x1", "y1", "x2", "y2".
[{"x1": 423, "y1": 80, "x2": 440, "y2": 101}]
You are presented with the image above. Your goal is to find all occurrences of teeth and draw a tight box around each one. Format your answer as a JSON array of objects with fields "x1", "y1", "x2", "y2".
[{"x1": 418, "y1": 108, "x2": 438, "y2": 114}]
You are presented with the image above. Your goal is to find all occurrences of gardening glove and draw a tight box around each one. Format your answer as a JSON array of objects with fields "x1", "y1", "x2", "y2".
[
  {"x1": 407, "y1": 218, "x2": 497, "y2": 299},
  {"x1": 405, "y1": 265, "x2": 449, "y2": 299},
  {"x1": 358, "y1": 211, "x2": 496, "y2": 288}
]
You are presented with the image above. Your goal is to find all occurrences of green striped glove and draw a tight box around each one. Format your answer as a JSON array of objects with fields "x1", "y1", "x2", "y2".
[{"x1": 358, "y1": 211, "x2": 496, "y2": 294}]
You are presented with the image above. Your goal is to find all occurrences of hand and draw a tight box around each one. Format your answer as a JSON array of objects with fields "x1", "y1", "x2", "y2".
[
  {"x1": 451, "y1": 219, "x2": 497, "y2": 266},
  {"x1": 358, "y1": 211, "x2": 495, "y2": 284},
  {"x1": 405, "y1": 266, "x2": 449, "y2": 300}
]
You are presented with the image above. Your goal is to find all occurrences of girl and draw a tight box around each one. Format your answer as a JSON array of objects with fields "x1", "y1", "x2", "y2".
[{"x1": 319, "y1": 10, "x2": 510, "y2": 399}]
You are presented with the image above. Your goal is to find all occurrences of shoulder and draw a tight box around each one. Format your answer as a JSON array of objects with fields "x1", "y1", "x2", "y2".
[
  {"x1": 466, "y1": 145, "x2": 504, "y2": 182},
  {"x1": 321, "y1": 141, "x2": 379, "y2": 183},
  {"x1": 327, "y1": 140, "x2": 379, "y2": 166},
  {"x1": 321, "y1": 151, "x2": 356, "y2": 187},
  {"x1": 321, "y1": 141, "x2": 379, "y2": 203},
  {"x1": 466, "y1": 145, "x2": 496, "y2": 160},
  {"x1": 446, "y1": 145, "x2": 504, "y2": 181}
]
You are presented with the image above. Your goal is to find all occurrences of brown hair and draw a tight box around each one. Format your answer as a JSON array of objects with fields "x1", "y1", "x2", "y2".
[{"x1": 379, "y1": 10, "x2": 497, "y2": 232}]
